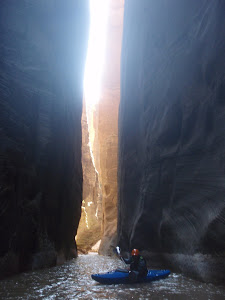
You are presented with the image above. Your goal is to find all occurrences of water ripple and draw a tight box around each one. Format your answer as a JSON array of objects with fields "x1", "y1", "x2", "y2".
[{"x1": 0, "y1": 254, "x2": 225, "y2": 299}]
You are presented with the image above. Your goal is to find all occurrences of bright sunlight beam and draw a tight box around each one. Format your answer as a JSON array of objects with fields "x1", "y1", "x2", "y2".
[{"x1": 83, "y1": 0, "x2": 110, "y2": 106}]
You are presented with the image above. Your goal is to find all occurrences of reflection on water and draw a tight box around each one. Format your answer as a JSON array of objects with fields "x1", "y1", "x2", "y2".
[{"x1": 0, "y1": 254, "x2": 225, "y2": 299}]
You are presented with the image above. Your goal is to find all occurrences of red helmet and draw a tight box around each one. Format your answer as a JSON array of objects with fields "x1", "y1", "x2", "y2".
[{"x1": 131, "y1": 249, "x2": 140, "y2": 256}]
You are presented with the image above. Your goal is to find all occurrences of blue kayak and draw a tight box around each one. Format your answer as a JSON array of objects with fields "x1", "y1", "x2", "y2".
[{"x1": 91, "y1": 269, "x2": 170, "y2": 284}]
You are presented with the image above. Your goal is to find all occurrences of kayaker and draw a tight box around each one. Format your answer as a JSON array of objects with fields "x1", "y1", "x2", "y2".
[{"x1": 120, "y1": 249, "x2": 148, "y2": 282}]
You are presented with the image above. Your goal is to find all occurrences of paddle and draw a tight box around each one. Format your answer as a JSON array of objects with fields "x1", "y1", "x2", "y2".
[
  {"x1": 115, "y1": 246, "x2": 128, "y2": 268},
  {"x1": 115, "y1": 268, "x2": 129, "y2": 273},
  {"x1": 115, "y1": 246, "x2": 121, "y2": 256}
]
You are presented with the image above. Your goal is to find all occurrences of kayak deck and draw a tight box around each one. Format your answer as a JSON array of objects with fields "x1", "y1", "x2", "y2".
[{"x1": 91, "y1": 269, "x2": 170, "y2": 284}]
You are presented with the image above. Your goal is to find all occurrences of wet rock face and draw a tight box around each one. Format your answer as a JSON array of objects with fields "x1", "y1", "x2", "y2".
[
  {"x1": 0, "y1": 0, "x2": 89, "y2": 278},
  {"x1": 118, "y1": 0, "x2": 225, "y2": 273}
]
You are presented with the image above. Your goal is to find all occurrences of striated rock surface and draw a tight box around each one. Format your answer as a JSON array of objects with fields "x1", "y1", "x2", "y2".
[
  {"x1": 118, "y1": 0, "x2": 225, "y2": 283},
  {"x1": 83, "y1": 0, "x2": 124, "y2": 255},
  {"x1": 97, "y1": 0, "x2": 124, "y2": 254},
  {"x1": 0, "y1": 0, "x2": 89, "y2": 278},
  {"x1": 76, "y1": 102, "x2": 102, "y2": 253}
]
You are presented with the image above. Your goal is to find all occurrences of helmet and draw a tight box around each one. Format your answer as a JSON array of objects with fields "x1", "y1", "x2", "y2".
[{"x1": 131, "y1": 249, "x2": 140, "y2": 256}]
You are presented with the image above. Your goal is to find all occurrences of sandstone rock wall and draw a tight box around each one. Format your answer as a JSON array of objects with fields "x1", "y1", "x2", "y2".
[
  {"x1": 82, "y1": 0, "x2": 124, "y2": 255},
  {"x1": 76, "y1": 102, "x2": 102, "y2": 253},
  {"x1": 118, "y1": 0, "x2": 225, "y2": 282},
  {"x1": 0, "y1": 0, "x2": 89, "y2": 278},
  {"x1": 97, "y1": 0, "x2": 124, "y2": 254}
]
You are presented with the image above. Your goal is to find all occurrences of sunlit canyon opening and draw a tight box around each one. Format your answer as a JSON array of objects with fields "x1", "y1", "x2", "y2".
[
  {"x1": 76, "y1": 0, "x2": 124, "y2": 254},
  {"x1": 1, "y1": 0, "x2": 225, "y2": 289}
]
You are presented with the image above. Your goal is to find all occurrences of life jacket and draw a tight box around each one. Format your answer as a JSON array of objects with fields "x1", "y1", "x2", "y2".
[{"x1": 130, "y1": 256, "x2": 147, "y2": 276}]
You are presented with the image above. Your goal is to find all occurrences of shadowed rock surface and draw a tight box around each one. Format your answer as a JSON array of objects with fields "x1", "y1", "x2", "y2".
[
  {"x1": 0, "y1": 0, "x2": 89, "y2": 278},
  {"x1": 118, "y1": 0, "x2": 225, "y2": 283}
]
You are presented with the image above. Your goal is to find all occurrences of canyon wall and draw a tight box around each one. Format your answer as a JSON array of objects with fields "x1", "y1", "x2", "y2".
[
  {"x1": 0, "y1": 0, "x2": 89, "y2": 278},
  {"x1": 118, "y1": 0, "x2": 225, "y2": 282},
  {"x1": 97, "y1": 0, "x2": 124, "y2": 254},
  {"x1": 76, "y1": 102, "x2": 102, "y2": 253},
  {"x1": 81, "y1": 0, "x2": 124, "y2": 254}
]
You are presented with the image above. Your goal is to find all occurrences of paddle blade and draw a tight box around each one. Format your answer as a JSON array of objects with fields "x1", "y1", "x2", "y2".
[{"x1": 116, "y1": 246, "x2": 121, "y2": 255}]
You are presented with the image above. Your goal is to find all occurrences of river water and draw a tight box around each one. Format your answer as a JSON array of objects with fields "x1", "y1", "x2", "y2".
[{"x1": 0, "y1": 254, "x2": 225, "y2": 299}]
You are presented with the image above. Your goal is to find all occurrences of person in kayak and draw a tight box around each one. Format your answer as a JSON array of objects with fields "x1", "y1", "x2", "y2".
[{"x1": 120, "y1": 249, "x2": 148, "y2": 282}]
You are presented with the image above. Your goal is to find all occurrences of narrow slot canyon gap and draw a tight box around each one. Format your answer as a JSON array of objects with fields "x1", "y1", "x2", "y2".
[
  {"x1": 0, "y1": 0, "x2": 225, "y2": 287},
  {"x1": 77, "y1": 0, "x2": 124, "y2": 255}
]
